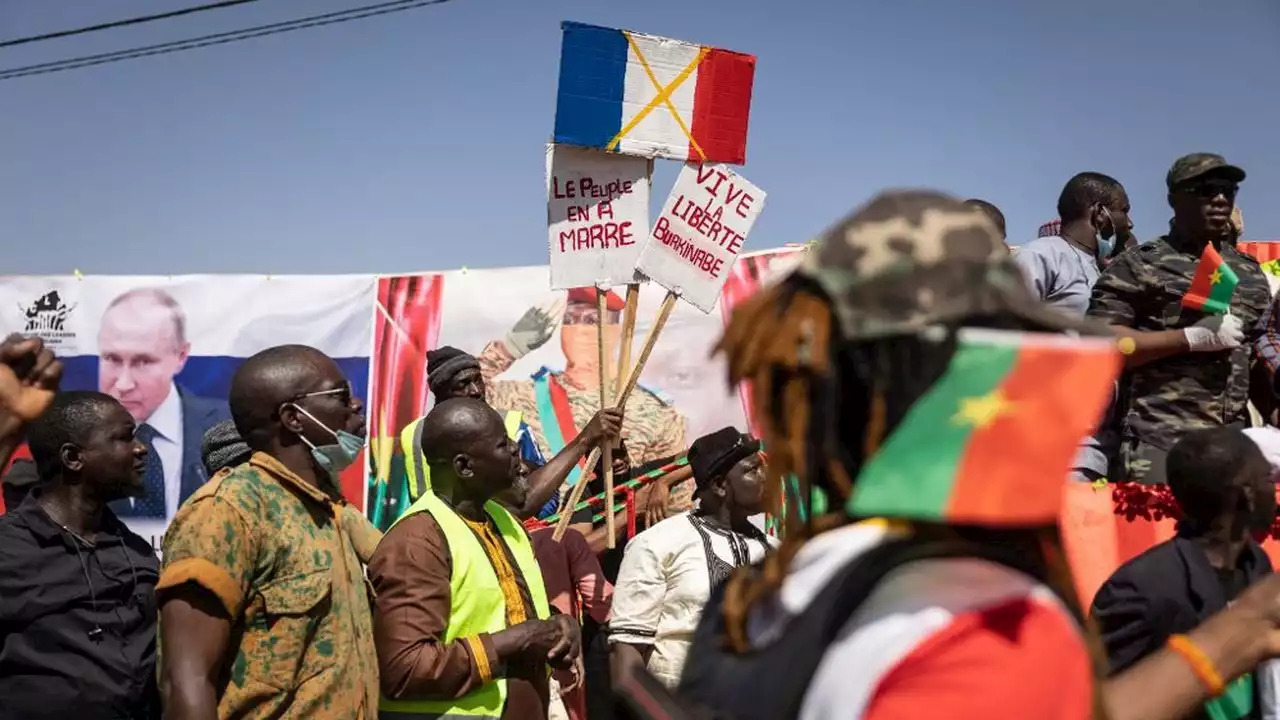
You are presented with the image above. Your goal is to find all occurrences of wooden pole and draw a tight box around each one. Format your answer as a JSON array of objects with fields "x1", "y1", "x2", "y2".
[
  {"x1": 597, "y1": 290, "x2": 616, "y2": 548},
  {"x1": 552, "y1": 291, "x2": 679, "y2": 542},
  {"x1": 614, "y1": 292, "x2": 677, "y2": 410},
  {"x1": 615, "y1": 283, "x2": 640, "y2": 396}
]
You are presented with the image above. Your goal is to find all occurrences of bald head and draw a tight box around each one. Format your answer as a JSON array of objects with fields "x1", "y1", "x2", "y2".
[
  {"x1": 421, "y1": 398, "x2": 502, "y2": 464},
  {"x1": 420, "y1": 397, "x2": 518, "y2": 500},
  {"x1": 229, "y1": 344, "x2": 334, "y2": 450}
]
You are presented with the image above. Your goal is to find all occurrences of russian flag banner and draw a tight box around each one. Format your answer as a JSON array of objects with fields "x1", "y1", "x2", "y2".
[
  {"x1": 554, "y1": 21, "x2": 756, "y2": 165},
  {"x1": 0, "y1": 274, "x2": 374, "y2": 550}
]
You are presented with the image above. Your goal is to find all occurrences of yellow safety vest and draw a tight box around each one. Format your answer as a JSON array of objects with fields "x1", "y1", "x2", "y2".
[
  {"x1": 379, "y1": 489, "x2": 551, "y2": 718},
  {"x1": 402, "y1": 410, "x2": 525, "y2": 502}
]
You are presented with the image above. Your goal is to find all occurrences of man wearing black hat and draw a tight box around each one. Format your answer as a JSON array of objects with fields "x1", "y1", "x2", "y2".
[
  {"x1": 398, "y1": 345, "x2": 621, "y2": 520},
  {"x1": 1088, "y1": 153, "x2": 1272, "y2": 484},
  {"x1": 609, "y1": 427, "x2": 774, "y2": 690}
]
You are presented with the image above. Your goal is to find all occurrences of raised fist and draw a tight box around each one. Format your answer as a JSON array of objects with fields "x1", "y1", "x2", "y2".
[{"x1": 0, "y1": 334, "x2": 63, "y2": 435}]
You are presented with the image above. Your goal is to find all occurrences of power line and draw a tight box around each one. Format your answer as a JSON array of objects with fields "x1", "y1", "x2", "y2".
[
  {"x1": 0, "y1": 0, "x2": 263, "y2": 49},
  {"x1": 0, "y1": 0, "x2": 453, "y2": 81}
]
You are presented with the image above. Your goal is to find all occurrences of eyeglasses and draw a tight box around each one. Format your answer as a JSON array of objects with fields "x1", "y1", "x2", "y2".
[{"x1": 294, "y1": 381, "x2": 355, "y2": 407}]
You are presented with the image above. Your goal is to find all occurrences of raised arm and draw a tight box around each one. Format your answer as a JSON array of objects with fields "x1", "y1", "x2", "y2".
[
  {"x1": 517, "y1": 409, "x2": 622, "y2": 519},
  {"x1": 0, "y1": 335, "x2": 63, "y2": 471}
]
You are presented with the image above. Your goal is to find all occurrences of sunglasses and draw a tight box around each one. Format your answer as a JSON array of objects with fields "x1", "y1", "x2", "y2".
[
  {"x1": 1180, "y1": 180, "x2": 1238, "y2": 201},
  {"x1": 293, "y1": 381, "x2": 355, "y2": 407},
  {"x1": 563, "y1": 306, "x2": 620, "y2": 326}
]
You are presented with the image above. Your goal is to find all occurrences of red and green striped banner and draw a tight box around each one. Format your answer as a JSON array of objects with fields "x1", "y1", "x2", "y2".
[
  {"x1": 846, "y1": 329, "x2": 1121, "y2": 525},
  {"x1": 1183, "y1": 243, "x2": 1239, "y2": 315}
]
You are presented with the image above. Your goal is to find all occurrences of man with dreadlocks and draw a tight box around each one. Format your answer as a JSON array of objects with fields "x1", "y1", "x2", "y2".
[{"x1": 654, "y1": 190, "x2": 1280, "y2": 720}]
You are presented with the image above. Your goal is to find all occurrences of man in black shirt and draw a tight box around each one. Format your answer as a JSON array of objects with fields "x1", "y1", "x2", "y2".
[
  {"x1": 1092, "y1": 426, "x2": 1277, "y2": 718},
  {"x1": 0, "y1": 389, "x2": 160, "y2": 720}
]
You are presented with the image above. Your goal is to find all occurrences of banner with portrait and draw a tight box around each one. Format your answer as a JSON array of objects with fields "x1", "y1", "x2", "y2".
[
  {"x1": 364, "y1": 248, "x2": 806, "y2": 529},
  {"x1": 0, "y1": 275, "x2": 376, "y2": 549},
  {"x1": 0, "y1": 249, "x2": 806, "y2": 541}
]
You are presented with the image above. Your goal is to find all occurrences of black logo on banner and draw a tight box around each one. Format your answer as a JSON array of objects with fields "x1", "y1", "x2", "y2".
[{"x1": 20, "y1": 291, "x2": 77, "y2": 344}]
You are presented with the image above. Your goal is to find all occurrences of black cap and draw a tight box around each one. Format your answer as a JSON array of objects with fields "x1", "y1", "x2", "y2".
[
  {"x1": 426, "y1": 346, "x2": 480, "y2": 395},
  {"x1": 1166, "y1": 153, "x2": 1246, "y2": 190},
  {"x1": 688, "y1": 427, "x2": 760, "y2": 490}
]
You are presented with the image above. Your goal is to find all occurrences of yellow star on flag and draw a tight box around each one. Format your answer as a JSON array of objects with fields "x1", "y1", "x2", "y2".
[
  {"x1": 368, "y1": 409, "x2": 398, "y2": 484},
  {"x1": 951, "y1": 390, "x2": 1016, "y2": 429},
  {"x1": 1210, "y1": 268, "x2": 1223, "y2": 285}
]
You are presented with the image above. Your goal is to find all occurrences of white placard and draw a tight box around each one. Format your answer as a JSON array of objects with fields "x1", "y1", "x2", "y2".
[
  {"x1": 637, "y1": 164, "x2": 766, "y2": 313},
  {"x1": 546, "y1": 144, "x2": 651, "y2": 290}
]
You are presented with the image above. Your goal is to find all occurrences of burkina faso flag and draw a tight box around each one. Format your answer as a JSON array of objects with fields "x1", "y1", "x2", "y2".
[
  {"x1": 1182, "y1": 244, "x2": 1239, "y2": 315},
  {"x1": 846, "y1": 329, "x2": 1121, "y2": 526}
]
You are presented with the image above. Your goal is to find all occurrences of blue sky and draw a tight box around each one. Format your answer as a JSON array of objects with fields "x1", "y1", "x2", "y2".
[{"x1": 2, "y1": 0, "x2": 1278, "y2": 276}]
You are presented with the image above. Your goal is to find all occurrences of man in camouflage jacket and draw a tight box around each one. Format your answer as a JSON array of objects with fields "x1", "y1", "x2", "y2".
[{"x1": 1088, "y1": 153, "x2": 1271, "y2": 484}]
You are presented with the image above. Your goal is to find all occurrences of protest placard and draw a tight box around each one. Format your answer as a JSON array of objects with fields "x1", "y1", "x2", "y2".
[
  {"x1": 546, "y1": 144, "x2": 651, "y2": 290},
  {"x1": 636, "y1": 164, "x2": 766, "y2": 313},
  {"x1": 553, "y1": 22, "x2": 756, "y2": 165}
]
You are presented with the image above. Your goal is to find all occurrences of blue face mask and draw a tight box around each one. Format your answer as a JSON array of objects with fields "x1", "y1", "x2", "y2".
[
  {"x1": 1097, "y1": 207, "x2": 1117, "y2": 261},
  {"x1": 291, "y1": 404, "x2": 363, "y2": 475}
]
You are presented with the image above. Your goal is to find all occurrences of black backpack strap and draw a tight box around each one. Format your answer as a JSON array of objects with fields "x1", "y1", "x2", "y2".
[{"x1": 678, "y1": 533, "x2": 1060, "y2": 720}]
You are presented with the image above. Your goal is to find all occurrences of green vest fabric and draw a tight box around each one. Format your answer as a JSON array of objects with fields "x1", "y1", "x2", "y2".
[
  {"x1": 402, "y1": 411, "x2": 525, "y2": 503},
  {"x1": 380, "y1": 487, "x2": 551, "y2": 718}
]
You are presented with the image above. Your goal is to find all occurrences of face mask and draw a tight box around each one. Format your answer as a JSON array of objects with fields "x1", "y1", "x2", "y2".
[
  {"x1": 1096, "y1": 207, "x2": 1117, "y2": 260},
  {"x1": 290, "y1": 404, "x2": 363, "y2": 475}
]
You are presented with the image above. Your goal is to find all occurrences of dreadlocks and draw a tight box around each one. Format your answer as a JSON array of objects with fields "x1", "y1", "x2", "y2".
[{"x1": 714, "y1": 273, "x2": 1113, "y2": 719}]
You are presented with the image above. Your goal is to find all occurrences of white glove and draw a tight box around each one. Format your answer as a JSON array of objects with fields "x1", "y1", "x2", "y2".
[
  {"x1": 1183, "y1": 313, "x2": 1243, "y2": 352},
  {"x1": 505, "y1": 298, "x2": 565, "y2": 359}
]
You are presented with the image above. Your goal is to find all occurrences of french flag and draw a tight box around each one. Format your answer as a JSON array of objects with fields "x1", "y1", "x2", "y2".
[{"x1": 553, "y1": 22, "x2": 756, "y2": 165}]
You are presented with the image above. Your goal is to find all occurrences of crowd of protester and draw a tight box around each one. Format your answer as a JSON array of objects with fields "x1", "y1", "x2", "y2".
[{"x1": 5, "y1": 151, "x2": 1280, "y2": 719}]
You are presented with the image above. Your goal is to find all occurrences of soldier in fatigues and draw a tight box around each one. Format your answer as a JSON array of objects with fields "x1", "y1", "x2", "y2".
[
  {"x1": 1088, "y1": 153, "x2": 1272, "y2": 484},
  {"x1": 479, "y1": 287, "x2": 690, "y2": 508}
]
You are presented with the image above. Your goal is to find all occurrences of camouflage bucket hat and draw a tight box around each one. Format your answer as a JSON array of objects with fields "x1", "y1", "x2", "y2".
[{"x1": 795, "y1": 190, "x2": 1110, "y2": 342}]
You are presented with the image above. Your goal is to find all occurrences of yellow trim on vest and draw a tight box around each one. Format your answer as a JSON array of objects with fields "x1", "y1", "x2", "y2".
[{"x1": 381, "y1": 489, "x2": 550, "y2": 717}]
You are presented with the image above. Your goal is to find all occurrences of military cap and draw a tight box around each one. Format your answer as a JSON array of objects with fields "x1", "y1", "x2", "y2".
[
  {"x1": 1166, "y1": 153, "x2": 1246, "y2": 190},
  {"x1": 794, "y1": 189, "x2": 1108, "y2": 342}
]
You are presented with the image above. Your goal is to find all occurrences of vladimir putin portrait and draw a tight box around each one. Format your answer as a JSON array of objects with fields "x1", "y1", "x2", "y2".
[{"x1": 99, "y1": 288, "x2": 230, "y2": 520}]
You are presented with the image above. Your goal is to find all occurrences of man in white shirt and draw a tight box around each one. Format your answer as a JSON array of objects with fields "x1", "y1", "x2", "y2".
[
  {"x1": 98, "y1": 288, "x2": 229, "y2": 520},
  {"x1": 609, "y1": 427, "x2": 776, "y2": 689}
]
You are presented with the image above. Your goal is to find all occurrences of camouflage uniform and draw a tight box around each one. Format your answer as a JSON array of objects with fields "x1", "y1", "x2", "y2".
[
  {"x1": 1087, "y1": 154, "x2": 1267, "y2": 484},
  {"x1": 1087, "y1": 239, "x2": 1269, "y2": 482},
  {"x1": 479, "y1": 340, "x2": 690, "y2": 504},
  {"x1": 158, "y1": 453, "x2": 381, "y2": 719}
]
